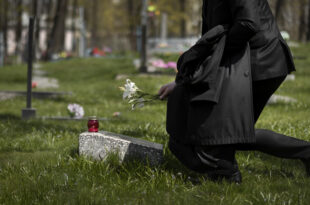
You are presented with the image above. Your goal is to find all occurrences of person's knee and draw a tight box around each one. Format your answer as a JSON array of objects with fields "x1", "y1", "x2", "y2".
[
  {"x1": 255, "y1": 129, "x2": 283, "y2": 145},
  {"x1": 168, "y1": 139, "x2": 207, "y2": 172},
  {"x1": 168, "y1": 139, "x2": 239, "y2": 174},
  {"x1": 255, "y1": 129, "x2": 269, "y2": 136},
  {"x1": 255, "y1": 129, "x2": 276, "y2": 139}
]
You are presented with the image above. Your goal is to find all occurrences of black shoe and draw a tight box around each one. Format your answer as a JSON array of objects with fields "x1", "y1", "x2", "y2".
[
  {"x1": 207, "y1": 170, "x2": 242, "y2": 184},
  {"x1": 301, "y1": 159, "x2": 310, "y2": 176},
  {"x1": 227, "y1": 171, "x2": 242, "y2": 184}
]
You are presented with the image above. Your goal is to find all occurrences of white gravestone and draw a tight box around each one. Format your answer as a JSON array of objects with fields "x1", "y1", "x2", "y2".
[{"x1": 79, "y1": 131, "x2": 163, "y2": 166}]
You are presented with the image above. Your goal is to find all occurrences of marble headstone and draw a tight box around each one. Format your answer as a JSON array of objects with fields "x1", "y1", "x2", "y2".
[{"x1": 79, "y1": 131, "x2": 163, "y2": 166}]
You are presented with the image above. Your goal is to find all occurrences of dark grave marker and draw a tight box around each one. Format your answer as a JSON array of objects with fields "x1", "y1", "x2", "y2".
[{"x1": 22, "y1": 17, "x2": 36, "y2": 120}]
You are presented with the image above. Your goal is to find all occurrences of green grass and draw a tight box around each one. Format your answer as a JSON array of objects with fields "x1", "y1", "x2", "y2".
[{"x1": 0, "y1": 44, "x2": 310, "y2": 204}]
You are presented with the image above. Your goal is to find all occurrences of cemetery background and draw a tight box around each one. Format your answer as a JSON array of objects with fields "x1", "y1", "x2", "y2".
[
  {"x1": 0, "y1": 0, "x2": 310, "y2": 204},
  {"x1": 0, "y1": 45, "x2": 309, "y2": 204},
  {"x1": 2, "y1": 0, "x2": 310, "y2": 64}
]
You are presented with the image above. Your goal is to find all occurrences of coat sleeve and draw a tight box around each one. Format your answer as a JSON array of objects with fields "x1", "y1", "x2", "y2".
[{"x1": 226, "y1": 0, "x2": 260, "y2": 52}]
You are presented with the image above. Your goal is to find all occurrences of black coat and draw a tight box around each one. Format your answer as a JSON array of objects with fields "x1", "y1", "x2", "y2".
[
  {"x1": 166, "y1": 25, "x2": 255, "y2": 145},
  {"x1": 166, "y1": 0, "x2": 296, "y2": 145},
  {"x1": 202, "y1": 0, "x2": 295, "y2": 81}
]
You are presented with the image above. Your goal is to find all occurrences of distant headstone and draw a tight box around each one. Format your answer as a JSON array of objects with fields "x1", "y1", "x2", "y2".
[
  {"x1": 79, "y1": 131, "x2": 163, "y2": 166},
  {"x1": 32, "y1": 76, "x2": 59, "y2": 89},
  {"x1": 133, "y1": 59, "x2": 141, "y2": 69},
  {"x1": 285, "y1": 74, "x2": 295, "y2": 81},
  {"x1": 268, "y1": 94, "x2": 297, "y2": 104},
  {"x1": 115, "y1": 74, "x2": 129, "y2": 80}
]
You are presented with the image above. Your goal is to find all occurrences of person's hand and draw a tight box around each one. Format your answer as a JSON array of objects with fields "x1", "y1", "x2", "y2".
[{"x1": 158, "y1": 81, "x2": 176, "y2": 100}]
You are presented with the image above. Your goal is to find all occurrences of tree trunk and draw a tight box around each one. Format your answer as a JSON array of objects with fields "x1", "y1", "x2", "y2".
[
  {"x1": 46, "y1": 0, "x2": 68, "y2": 59},
  {"x1": 32, "y1": 0, "x2": 42, "y2": 59},
  {"x1": 180, "y1": 0, "x2": 186, "y2": 37},
  {"x1": 15, "y1": 0, "x2": 23, "y2": 60},
  {"x1": 91, "y1": 0, "x2": 98, "y2": 47},
  {"x1": 127, "y1": 0, "x2": 137, "y2": 50},
  {"x1": 43, "y1": 0, "x2": 53, "y2": 54},
  {"x1": 71, "y1": 0, "x2": 78, "y2": 52},
  {"x1": 32, "y1": 0, "x2": 37, "y2": 16},
  {"x1": 33, "y1": 0, "x2": 42, "y2": 43},
  {"x1": 298, "y1": 0, "x2": 308, "y2": 41},
  {"x1": 307, "y1": 0, "x2": 310, "y2": 40},
  {"x1": 275, "y1": 0, "x2": 284, "y2": 21},
  {"x1": 1, "y1": 0, "x2": 8, "y2": 56}
]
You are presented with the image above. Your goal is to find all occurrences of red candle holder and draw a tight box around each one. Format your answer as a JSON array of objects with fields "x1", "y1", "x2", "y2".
[{"x1": 88, "y1": 116, "x2": 99, "y2": 132}]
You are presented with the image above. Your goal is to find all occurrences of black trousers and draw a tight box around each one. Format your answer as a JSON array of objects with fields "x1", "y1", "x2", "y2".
[{"x1": 169, "y1": 75, "x2": 310, "y2": 174}]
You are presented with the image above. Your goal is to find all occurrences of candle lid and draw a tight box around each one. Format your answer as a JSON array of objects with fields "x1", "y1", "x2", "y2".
[{"x1": 88, "y1": 116, "x2": 97, "y2": 120}]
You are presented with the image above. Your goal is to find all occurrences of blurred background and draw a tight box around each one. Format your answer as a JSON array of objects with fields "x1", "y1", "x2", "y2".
[{"x1": 0, "y1": 0, "x2": 310, "y2": 65}]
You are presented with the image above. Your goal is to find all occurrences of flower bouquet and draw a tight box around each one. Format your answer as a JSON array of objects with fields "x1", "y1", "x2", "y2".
[
  {"x1": 67, "y1": 103, "x2": 84, "y2": 118},
  {"x1": 119, "y1": 79, "x2": 161, "y2": 110}
]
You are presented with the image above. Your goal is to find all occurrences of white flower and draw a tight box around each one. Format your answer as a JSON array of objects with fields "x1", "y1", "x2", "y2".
[
  {"x1": 67, "y1": 103, "x2": 84, "y2": 118},
  {"x1": 280, "y1": 31, "x2": 290, "y2": 41},
  {"x1": 119, "y1": 79, "x2": 160, "y2": 110},
  {"x1": 122, "y1": 79, "x2": 139, "y2": 99}
]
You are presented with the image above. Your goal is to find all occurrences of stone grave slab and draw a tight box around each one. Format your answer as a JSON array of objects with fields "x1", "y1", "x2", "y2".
[
  {"x1": 0, "y1": 91, "x2": 72, "y2": 99},
  {"x1": 79, "y1": 131, "x2": 163, "y2": 166}
]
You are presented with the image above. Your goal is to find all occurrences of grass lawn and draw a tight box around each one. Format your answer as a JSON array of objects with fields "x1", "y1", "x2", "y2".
[{"x1": 0, "y1": 45, "x2": 310, "y2": 204}]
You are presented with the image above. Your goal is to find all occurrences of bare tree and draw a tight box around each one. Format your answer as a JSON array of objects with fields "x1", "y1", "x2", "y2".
[
  {"x1": 307, "y1": 0, "x2": 310, "y2": 40},
  {"x1": 15, "y1": 0, "x2": 23, "y2": 60},
  {"x1": 71, "y1": 0, "x2": 78, "y2": 52},
  {"x1": 91, "y1": 0, "x2": 99, "y2": 47},
  {"x1": 46, "y1": 0, "x2": 68, "y2": 59},
  {"x1": 127, "y1": 0, "x2": 137, "y2": 50},
  {"x1": 0, "y1": 0, "x2": 9, "y2": 56},
  {"x1": 274, "y1": 0, "x2": 284, "y2": 21},
  {"x1": 45, "y1": 0, "x2": 54, "y2": 38},
  {"x1": 32, "y1": 0, "x2": 43, "y2": 59},
  {"x1": 180, "y1": 0, "x2": 186, "y2": 37},
  {"x1": 298, "y1": 0, "x2": 308, "y2": 41}
]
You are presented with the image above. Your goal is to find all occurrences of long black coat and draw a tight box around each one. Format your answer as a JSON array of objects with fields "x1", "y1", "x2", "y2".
[
  {"x1": 166, "y1": 25, "x2": 255, "y2": 145},
  {"x1": 202, "y1": 0, "x2": 295, "y2": 81},
  {"x1": 166, "y1": 0, "x2": 297, "y2": 145}
]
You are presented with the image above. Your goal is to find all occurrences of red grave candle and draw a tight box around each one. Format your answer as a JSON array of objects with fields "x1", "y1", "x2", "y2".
[{"x1": 88, "y1": 116, "x2": 99, "y2": 132}]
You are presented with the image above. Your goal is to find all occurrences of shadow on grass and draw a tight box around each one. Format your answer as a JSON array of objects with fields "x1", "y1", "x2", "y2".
[
  {"x1": 39, "y1": 96, "x2": 73, "y2": 102},
  {"x1": 119, "y1": 126, "x2": 167, "y2": 142},
  {"x1": 0, "y1": 113, "x2": 20, "y2": 120},
  {"x1": 69, "y1": 147, "x2": 79, "y2": 157},
  {"x1": 245, "y1": 165, "x2": 296, "y2": 179},
  {"x1": 162, "y1": 148, "x2": 303, "y2": 184},
  {"x1": 120, "y1": 130, "x2": 146, "y2": 139},
  {"x1": 0, "y1": 113, "x2": 82, "y2": 136}
]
